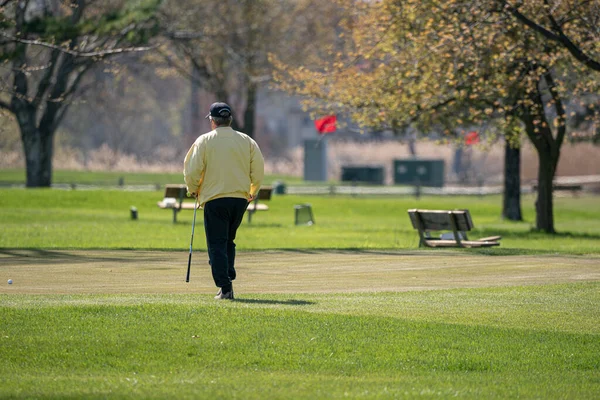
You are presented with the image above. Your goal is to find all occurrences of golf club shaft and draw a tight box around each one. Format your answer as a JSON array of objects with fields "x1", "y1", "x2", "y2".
[{"x1": 185, "y1": 197, "x2": 199, "y2": 282}]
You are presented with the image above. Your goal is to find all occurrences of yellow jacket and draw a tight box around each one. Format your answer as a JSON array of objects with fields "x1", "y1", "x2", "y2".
[{"x1": 183, "y1": 127, "x2": 264, "y2": 207}]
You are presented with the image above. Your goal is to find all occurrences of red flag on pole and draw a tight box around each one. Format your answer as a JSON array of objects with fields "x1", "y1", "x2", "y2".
[
  {"x1": 314, "y1": 115, "x2": 336, "y2": 134},
  {"x1": 465, "y1": 131, "x2": 479, "y2": 145}
]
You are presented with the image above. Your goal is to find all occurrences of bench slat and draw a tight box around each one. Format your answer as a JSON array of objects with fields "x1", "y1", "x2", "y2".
[
  {"x1": 424, "y1": 239, "x2": 500, "y2": 248},
  {"x1": 256, "y1": 187, "x2": 273, "y2": 200},
  {"x1": 247, "y1": 203, "x2": 269, "y2": 212},
  {"x1": 158, "y1": 201, "x2": 198, "y2": 209},
  {"x1": 163, "y1": 184, "x2": 187, "y2": 199}
]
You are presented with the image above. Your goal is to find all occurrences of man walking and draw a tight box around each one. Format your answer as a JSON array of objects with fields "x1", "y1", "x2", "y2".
[{"x1": 184, "y1": 102, "x2": 264, "y2": 300}]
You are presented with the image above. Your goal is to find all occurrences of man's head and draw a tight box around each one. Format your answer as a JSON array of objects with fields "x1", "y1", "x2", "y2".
[{"x1": 206, "y1": 102, "x2": 233, "y2": 127}]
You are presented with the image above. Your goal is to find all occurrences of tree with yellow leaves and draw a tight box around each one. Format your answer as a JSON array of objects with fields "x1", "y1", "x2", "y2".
[{"x1": 273, "y1": 0, "x2": 600, "y2": 233}]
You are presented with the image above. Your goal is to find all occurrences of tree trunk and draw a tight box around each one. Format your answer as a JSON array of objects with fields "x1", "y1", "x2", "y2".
[
  {"x1": 213, "y1": 87, "x2": 242, "y2": 131},
  {"x1": 19, "y1": 115, "x2": 54, "y2": 187},
  {"x1": 521, "y1": 116, "x2": 558, "y2": 233},
  {"x1": 535, "y1": 150, "x2": 556, "y2": 233},
  {"x1": 520, "y1": 71, "x2": 565, "y2": 233},
  {"x1": 188, "y1": 63, "x2": 202, "y2": 145},
  {"x1": 520, "y1": 107, "x2": 560, "y2": 233},
  {"x1": 407, "y1": 134, "x2": 417, "y2": 156},
  {"x1": 12, "y1": 88, "x2": 53, "y2": 187},
  {"x1": 502, "y1": 142, "x2": 522, "y2": 221},
  {"x1": 243, "y1": 82, "x2": 257, "y2": 139}
]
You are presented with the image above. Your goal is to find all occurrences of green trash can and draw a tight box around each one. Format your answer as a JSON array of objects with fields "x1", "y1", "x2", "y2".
[{"x1": 273, "y1": 180, "x2": 286, "y2": 195}]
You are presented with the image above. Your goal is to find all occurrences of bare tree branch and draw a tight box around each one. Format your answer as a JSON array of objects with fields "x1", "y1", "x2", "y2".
[
  {"x1": 541, "y1": 0, "x2": 600, "y2": 71},
  {"x1": 0, "y1": 32, "x2": 155, "y2": 58},
  {"x1": 56, "y1": 62, "x2": 94, "y2": 106},
  {"x1": 167, "y1": 31, "x2": 206, "y2": 40},
  {"x1": 499, "y1": 0, "x2": 561, "y2": 41},
  {"x1": 500, "y1": 0, "x2": 600, "y2": 71},
  {"x1": 32, "y1": 49, "x2": 60, "y2": 108}
]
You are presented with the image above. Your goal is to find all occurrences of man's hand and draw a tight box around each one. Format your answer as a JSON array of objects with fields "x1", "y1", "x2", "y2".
[{"x1": 248, "y1": 193, "x2": 256, "y2": 202}]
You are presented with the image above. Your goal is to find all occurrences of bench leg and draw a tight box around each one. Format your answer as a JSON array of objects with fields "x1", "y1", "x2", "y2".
[
  {"x1": 247, "y1": 199, "x2": 260, "y2": 223},
  {"x1": 414, "y1": 213, "x2": 427, "y2": 247}
]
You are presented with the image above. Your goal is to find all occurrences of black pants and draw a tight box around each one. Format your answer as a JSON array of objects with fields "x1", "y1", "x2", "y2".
[{"x1": 203, "y1": 197, "x2": 248, "y2": 289}]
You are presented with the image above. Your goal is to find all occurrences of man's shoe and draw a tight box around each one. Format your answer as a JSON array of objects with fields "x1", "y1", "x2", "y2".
[{"x1": 214, "y1": 288, "x2": 234, "y2": 300}]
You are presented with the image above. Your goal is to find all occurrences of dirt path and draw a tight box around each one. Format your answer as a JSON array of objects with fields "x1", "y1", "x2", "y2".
[{"x1": 1, "y1": 249, "x2": 598, "y2": 294}]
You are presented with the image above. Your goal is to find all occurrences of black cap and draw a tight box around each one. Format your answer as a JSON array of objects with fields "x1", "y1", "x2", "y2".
[{"x1": 205, "y1": 102, "x2": 232, "y2": 119}]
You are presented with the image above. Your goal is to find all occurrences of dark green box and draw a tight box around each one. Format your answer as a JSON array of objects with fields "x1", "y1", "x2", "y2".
[
  {"x1": 393, "y1": 159, "x2": 445, "y2": 187},
  {"x1": 341, "y1": 166, "x2": 385, "y2": 185}
]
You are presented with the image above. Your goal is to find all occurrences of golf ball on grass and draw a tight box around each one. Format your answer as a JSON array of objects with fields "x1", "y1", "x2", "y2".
[{"x1": 7, "y1": 279, "x2": 12, "y2": 284}]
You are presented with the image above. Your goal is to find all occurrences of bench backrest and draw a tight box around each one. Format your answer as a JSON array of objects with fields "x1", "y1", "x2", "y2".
[
  {"x1": 257, "y1": 186, "x2": 273, "y2": 201},
  {"x1": 407, "y1": 209, "x2": 474, "y2": 232},
  {"x1": 163, "y1": 184, "x2": 187, "y2": 199},
  {"x1": 164, "y1": 184, "x2": 272, "y2": 201}
]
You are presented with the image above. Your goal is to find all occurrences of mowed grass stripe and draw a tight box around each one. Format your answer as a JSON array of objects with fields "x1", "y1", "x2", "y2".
[
  {"x1": 0, "y1": 370, "x2": 595, "y2": 399},
  {"x1": 1, "y1": 307, "x2": 596, "y2": 374},
  {"x1": 0, "y1": 288, "x2": 599, "y2": 399},
  {"x1": 2, "y1": 282, "x2": 599, "y2": 333}
]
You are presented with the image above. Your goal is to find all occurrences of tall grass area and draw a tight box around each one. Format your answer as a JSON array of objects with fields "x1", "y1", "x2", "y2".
[{"x1": 0, "y1": 187, "x2": 599, "y2": 254}]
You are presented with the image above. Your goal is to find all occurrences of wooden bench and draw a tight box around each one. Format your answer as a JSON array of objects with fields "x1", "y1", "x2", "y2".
[
  {"x1": 157, "y1": 184, "x2": 272, "y2": 223},
  {"x1": 407, "y1": 209, "x2": 501, "y2": 248},
  {"x1": 157, "y1": 184, "x2": 197, "y2": 223}
]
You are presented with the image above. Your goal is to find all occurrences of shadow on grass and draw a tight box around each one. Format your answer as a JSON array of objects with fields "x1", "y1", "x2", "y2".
[
  {"x1": 0, "y1": 249, "x2": 173, "y2": 265},
  {"x1": 282, "y1": 247, "x2": 546, "y2": 257},
  {"x1": 1, "y1": 243, "x2": 596, "y2": 267},
  {"x1": 233, "y1": 298, "x2": 314, "y2": 306},
  {"x1": 243, "y1": 223, "x2": 284, "y2": 228},
  {"x1": 278, "y1": 249, "x2": 324, "y2": 254},
  {"x1": 338, "y1": 247, "x2": 591, "y2": 257},
  {"x1": 171, "y1": 219, "x2": 281, "y2": 228},
  {"x1": 476, "y1": 228, "x2": 600, "y2": 241},
  {"x1": 0, "y1": 249, "x2": 90, "y2": 264}
]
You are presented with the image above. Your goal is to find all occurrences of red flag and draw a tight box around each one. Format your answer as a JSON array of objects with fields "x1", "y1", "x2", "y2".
[
  {"x1": 465, "y1": 131, "x2": 479, "y2": 145},
  {"x1": 314, "y1": 115, "x2": 336, "y2": 134}
]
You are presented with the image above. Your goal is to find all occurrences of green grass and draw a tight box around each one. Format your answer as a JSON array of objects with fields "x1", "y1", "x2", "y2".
[
  {"x1": 1, "y1": 176, "x2": 599, "y2": 398},
  {"x1": 0, "y1": 187, "x2": 599, "y2": 254},
  {"x1": 1, "y1": 283, "x2": 599, "y2": 399}
]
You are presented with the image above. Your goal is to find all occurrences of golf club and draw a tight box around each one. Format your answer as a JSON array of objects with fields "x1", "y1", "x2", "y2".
[{"x1": 185, "y1": 196, "x2": 199, "y2": 282}]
